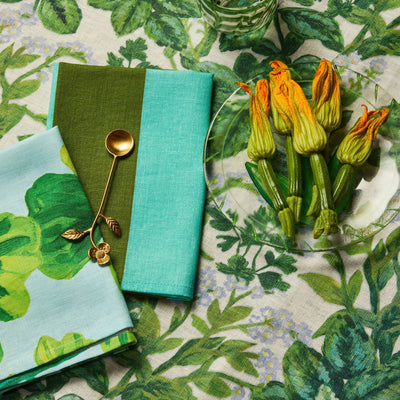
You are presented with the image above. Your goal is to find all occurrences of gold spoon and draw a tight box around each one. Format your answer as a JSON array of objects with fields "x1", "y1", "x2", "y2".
[
  {"x1": 62, "y1": 129, "x2": 134, "y2": 265},
  {"x1": 88, "y1": 129, "x2": 135, "y2": 248}
]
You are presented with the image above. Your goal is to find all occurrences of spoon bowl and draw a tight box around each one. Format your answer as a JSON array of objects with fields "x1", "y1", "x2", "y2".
[{"x1": 105, "y1": 129, "x2": 134, "y2": 157}]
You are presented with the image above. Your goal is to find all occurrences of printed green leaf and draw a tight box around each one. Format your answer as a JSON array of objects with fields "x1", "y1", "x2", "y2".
[
  {"x1": 195, "y1": 27, "x2": 218, "y2": 58},
  {"x1": 111, "y1": 0, "x2": 152, "y2": 36},
  {"x1": 279, "y1": 8, "x2": 344, "y2": 52},
  {"x1": 312, "y1": 309, "x2": 349, "y2": 339},
  {"x1": 357, "y1": 30, "x2": 400, "y2": 59},
  {"x1": 251, "y1": 381, "x2": 289, "y2": 400},
  {"x1": 37, "y1": 0, "x2": 82, "y2": 34},
  {"x1": 0, "y1": 213, "x2": 42, "y2": 276},
  {"x1": 283, "y1": 32, "x2": 305, "y2": 56},
  {"x1": 354, "y1": 308, "x2": 377, "y2": 328},
  {"x1": 123, "y1": 377, "x2": 195, "y2": 400},
  {"x1": 299, "y1": 273, "x2": 345, "y2": 305},
  {"x1": 372, "y1": 303, "x2": 400, "y2": 363},
  {"x1": 272, "y1": 254, "x2": 297, "y2": 274},
  {"x1": 111, "y1": 348, "x2": 152, "y2": 381},
  {"x1": 67, "y1": 360, "x2": 109, "y2": 395},
  {"x1": 0, "y1": 213, "x2": 42, "y2": 321},
  {"x1": 207, "y1": 95, "x2": 249, "y2": 160},
  {"x1": 136, "y1": 302, "x2": 160, "y2": 347},
  {"x1": 219, "y1": 339, "x2": 255, "y2": 353},
  {"x1": 177, "y1": 351, "x2": 210, "y2": 366},
  {"x1": 60, "y1": 145, "x2": 76, "y2": 174},
  {"x1": 0, "y1": 273, "x2": 30, "y2": 321},
  {"x1": 258, "y1": 271, "x2": 290, "y2": 292},
  {"x1": 8, "y1": 52, "x2": 40, "y2": 69},
  {"x1": 87, "y1": 0, "x2": 119, "y2": 10},
  {"x1": 348, "y1": 270, "x2": 363, "y2": 304},
  {"x1": 370, "y1": 14, "x2": 387, "y2": 36},
  {"x1": 26, "y1": 173, "x2": 96, "y2": 280},
  {"x1": 144, "y1": 14, "x2": 189, "y2": 51},
  {"x1": 34, "y1": 333, "x2": 94, "y2": 365},
  {"x1": 322, "y1": 312, "x2": 377, "y2": 378},
  {"x1": 376, "y1": 0, "x2": 400, "y2": 11},
  {"x1": 119, "y1": 38, "x2": 147, "y2": 63},
  {"x1": 154, "y1": 0, "x2": 201, "y2": 18},
  {"x1": 207, "y1": 299, "x2": 222, "y2": 327},
  {"x1": 282, "y1": 341, "x2": 323, "y2": 399},
  {"x1": 107, "y1": 52, "x2": 124, "y2": 67},
  {"x1": 219, "y1": 24, "x2": 271, "y2": 53},
  {"x1": 52, "y1": 46, "x2": 87, "y2": 63},
  {"x1": 226, "y1": 352, "x2": 258, "y2": 376},
  {"x1": 168, "y1": 306, "x2": 183, "y2": 331},
  {"x1": 100, "y1": 331, "x2": 136, "y2": 353},
  {"x1": 233, "y1": 52, "x2": 269, "y2": 82},
  {"x1": 192, "y1": 314, "x2": 209, "y2": 335},
  {"x1": 220, "y1": 305, "x2": 252, "y2": 326},
  {"x1": 216, "y1": 235, "x2": 240, "y2": 251},
  {"x1": 215, "y1": 257, "x2": 251, "y2": 278},
  {"x1": 207, "y1": 206, "x2": 235, "y2": 232},
  {"x1": 148, "y1": 338, "x2": 184, "y2": 354},
  {"x1": 385, "y1": 225, "x2": 400, "y2": 254},
  {"x1": 0, "y1": 44, "x2": 13, "y2": 74},
  {"x1": 6, "y1": 79, "x2": 41, "y2": 100},
  {"x1": 0, "y1": 342, "x2": 3, "y2": 363},
  {"x1": 343, "y1": 364, "x2": 400, "y2": 399},
  {"x1": 0, "y1": 104, "x2": 26, "y2": 137},
  {"x1": 192, "y1": 373, "x2": 232, "y2": 397}
]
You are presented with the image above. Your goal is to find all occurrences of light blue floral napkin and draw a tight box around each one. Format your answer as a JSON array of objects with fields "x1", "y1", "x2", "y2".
[{"x1": 0, "y1": 127, "x2": 136, "y2": 393}]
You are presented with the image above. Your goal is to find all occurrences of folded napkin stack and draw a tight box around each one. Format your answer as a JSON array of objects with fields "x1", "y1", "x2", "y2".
[
  {"x1": 47, "y1": 63, "x2": 213, "y2": 301},
  {"x1": 0, "y1": 127, "x2": 135, "y2": 393}
]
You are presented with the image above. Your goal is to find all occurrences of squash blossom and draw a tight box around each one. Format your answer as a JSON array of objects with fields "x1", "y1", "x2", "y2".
[
  {"x1": 311, "y1": 59, "x2": 342, "y2": 132},
  {"x1": 278, "y1": 79, "x2": 327, "y2": 156},
  {"x1": 331, "y1": 105, "x2": 390, "y2": 208},
  {"x1": 269, "y1": 60, "x2": 303, "y2": 222},
  {"x1": 237, "y1": 80, "x2": 275, "y2": 161},
  {"x1": 269, "y1": 60, "x2": 292, "y2": 135},
  {"x1": 237, "y1": 79, "x2": 295, "y2": 242},
  {"x1": 337, "y1": 105, "x2": 389, "y2": 167},
  {"x1": 272, "y1": 78, "x2": 337, "y2": 237}
]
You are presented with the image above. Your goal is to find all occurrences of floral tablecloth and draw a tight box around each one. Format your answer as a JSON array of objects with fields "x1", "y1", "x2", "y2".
[{"x1": 1, "y1": 1, "x2": 400, "y2": 399}]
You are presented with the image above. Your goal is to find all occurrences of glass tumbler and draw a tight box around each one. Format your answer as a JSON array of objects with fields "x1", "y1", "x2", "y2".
[{"x1": 199, "y1": 0, "x2": 278, "y2": 34}]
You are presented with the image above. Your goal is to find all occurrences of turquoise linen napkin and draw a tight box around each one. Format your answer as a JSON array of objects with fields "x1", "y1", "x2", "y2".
[
  {"x1": 47, "y1": 63, "x2": 213, "y2": 301},
  {"x1": 0, "y1": 127, "x2": 135, "y2": 393},
  {"x1": 122, "y1": 69, "x2": 213, "y2": 300}
]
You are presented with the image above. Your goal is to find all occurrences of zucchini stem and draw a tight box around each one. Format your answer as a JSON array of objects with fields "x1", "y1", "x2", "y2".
[
  {"x1": 258, "y1": 159, "x2": 296, "y2": 242},
  {"x1": 286, "y1": 135, "x2": 302, "y2": 222},
  {"x1": 310, "y1": 153, "x2": 338, "y2": 237}
]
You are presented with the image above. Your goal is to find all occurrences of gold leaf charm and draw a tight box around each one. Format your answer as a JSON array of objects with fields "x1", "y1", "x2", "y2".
[
  {"x1": 61, "y1": 229, "x2": 87, "y2": 240},
  {"x1": 103, "y1": 216, "x2": 121, "y2": 237}
]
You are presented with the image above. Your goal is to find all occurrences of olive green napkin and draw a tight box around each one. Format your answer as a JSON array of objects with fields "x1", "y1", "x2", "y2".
[{"x1": 47, "y1": 63, "x2": 146, "y2": 282}]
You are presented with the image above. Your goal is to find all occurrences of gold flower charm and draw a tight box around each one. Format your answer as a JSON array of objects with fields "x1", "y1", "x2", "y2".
[{"x1": 88, "y1": 242, "x2": 111, "y2": 265}]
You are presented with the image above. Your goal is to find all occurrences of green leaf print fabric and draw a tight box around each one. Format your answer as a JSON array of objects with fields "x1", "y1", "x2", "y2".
[{"x1": 0, "y1": 127, "x2": 136, "y2": 393}]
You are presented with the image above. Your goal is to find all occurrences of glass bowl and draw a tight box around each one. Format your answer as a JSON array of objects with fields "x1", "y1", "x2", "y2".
[
  {"x1": 203, "y1": 61, "x2": 400, "y2": 252},
  {"x1": 198, "y1": 0, "x2": 278, "y2": 34}
]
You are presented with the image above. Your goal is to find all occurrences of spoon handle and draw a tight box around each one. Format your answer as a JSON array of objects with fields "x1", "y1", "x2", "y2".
[{"x1": 89, "y1": 154, "x2": 118, "y2": 247}]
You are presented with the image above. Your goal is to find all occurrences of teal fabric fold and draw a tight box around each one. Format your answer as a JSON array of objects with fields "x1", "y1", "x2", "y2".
[
  {"x1": 121, "y1": 69, "x2": 213, "y2": 300},
  {"x1": 0, "y1": 127, "x2": 135, "y2": 393}
]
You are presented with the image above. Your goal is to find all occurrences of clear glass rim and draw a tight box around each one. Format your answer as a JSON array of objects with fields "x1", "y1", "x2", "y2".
[{"x1": 199, "y1": 0, "x2": 278, "y2": 13}]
